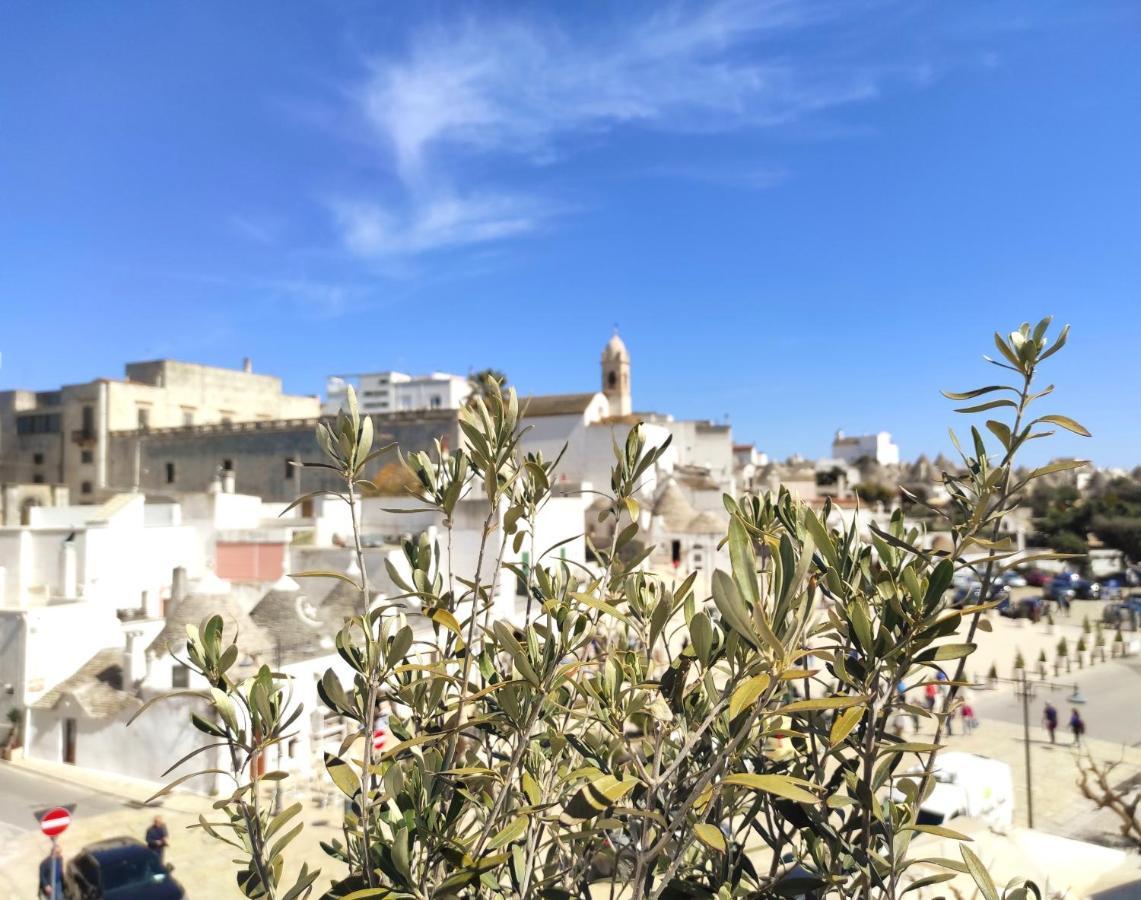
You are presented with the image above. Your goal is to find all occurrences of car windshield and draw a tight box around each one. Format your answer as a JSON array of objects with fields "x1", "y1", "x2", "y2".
[{"x1": 99, "y1": 851, "x2": 167, "y2": 891}]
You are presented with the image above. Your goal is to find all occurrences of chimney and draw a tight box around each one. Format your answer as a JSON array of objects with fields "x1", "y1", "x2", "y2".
[
  {"x1": 243, "y1": 357, "x2": 252, "y2": 373},
  {"x1": 222, "y1": 469, "x2": 236, "y2": 494},
  {"x1": 125, "y1": 629, "x2": 147, "y2": 685},
  {"x1": 60, "y1": 534, "x2": 78, "y2": 598},
  {"x1": 171, "y1": 566, "x2": 187, "y2": 611}
]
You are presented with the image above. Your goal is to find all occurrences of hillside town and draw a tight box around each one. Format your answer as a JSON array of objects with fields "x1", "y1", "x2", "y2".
[{"x1": 1, "y1": 333, "x2": 1140, "y2": 898}]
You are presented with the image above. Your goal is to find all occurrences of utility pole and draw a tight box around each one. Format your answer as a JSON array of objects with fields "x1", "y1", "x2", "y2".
[{"x1": 1020, "y1": 668, "x2": 1034, "y2": 829}]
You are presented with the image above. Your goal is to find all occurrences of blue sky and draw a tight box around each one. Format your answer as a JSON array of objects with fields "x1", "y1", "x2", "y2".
[{"x1": 2, "y1": 1, "x2": 1138, "y2": 467}]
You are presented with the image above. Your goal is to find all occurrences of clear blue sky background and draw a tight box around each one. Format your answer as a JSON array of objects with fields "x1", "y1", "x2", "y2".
[{"x1": 2, "y1": 2, "x2": 1138, "y2": 466}]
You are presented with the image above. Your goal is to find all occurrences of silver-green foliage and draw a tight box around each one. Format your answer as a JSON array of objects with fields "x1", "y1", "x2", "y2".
[{"x1": 141, "y1": 322, "x2": 1083, "y2": 899}]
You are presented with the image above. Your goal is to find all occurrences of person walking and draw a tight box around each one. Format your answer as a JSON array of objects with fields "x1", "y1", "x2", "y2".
[
  {"x1": 1070, "y1": 708, "x2": 1086, "y2": 746},
  {"x1": 145, "y1": 816, "x2": 169, "y2": 863},
  {"x1": 961, "y1": 703, "x2": 977, "y2": 734},
  {"x1": 1043, "y1": 702, "x2": 1058, "y2": 744},
  {"x1": 38, "y1": 844, "x2": 63, "y2": 899}
]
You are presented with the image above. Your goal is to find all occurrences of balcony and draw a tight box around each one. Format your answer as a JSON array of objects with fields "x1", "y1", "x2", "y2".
[{"x1": 71, "y1": 428, "x2": 96, "y2": 445}]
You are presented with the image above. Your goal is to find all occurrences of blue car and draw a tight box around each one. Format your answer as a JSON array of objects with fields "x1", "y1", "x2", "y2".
[{"x1": 1049, "y1": 574, "x2": 1100, "y2": 600}]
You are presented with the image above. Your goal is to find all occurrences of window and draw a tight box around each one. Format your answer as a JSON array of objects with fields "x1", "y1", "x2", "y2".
[
  {"x1": 165, "y1": 462, "x2": 176, "y2": 484},
  {"x1": 82, "y1": 405, "x2": 94, "y2": 434},
  {"x1": 136, "y1": 407, "x2": 150, "y2": 429},
  {"x1": 222, "y1": 459, "x2": 233, "y2": 471},
  {"x1": 33, "y1": 474, "x2": 44, "y2": 484},
  {"x1": 81, "y1": 481, "x2": 93, "y2": 495},
  {"x1": 15, "y1": 413, "x2": 60, "y2": 434},
  {"x1": 219, "y1": 411, "x2": 234, "y2": 425},
  {"x1": 430, "y1": 395, "x2": 442, "y2": 409},
  {"x1": 182, "y1": 409, "x2": 194, "y2": 426},
  {"x1": 285, "y1": 458, "x2": 296, "y2": 480},
  {"x1": 80, "y1": 449, "x2": 93, "y2": 464},
  {"x1": 671, "y1": 540, "x2": 682, "y2": 566},
  {"x1": 172, "y1": 665, "x2": 190, "y2": 688},
  {"x1": 33, "y1": 452, "x2": 43, "y2": 465}
]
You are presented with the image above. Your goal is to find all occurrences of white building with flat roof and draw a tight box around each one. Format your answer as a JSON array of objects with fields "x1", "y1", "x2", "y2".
[
  {"x1": 831, "y1": 430, "x2": 900, "y2": 466},
  {"x1": 324, "y1": 371, "x2": 470, "y2": 415}
]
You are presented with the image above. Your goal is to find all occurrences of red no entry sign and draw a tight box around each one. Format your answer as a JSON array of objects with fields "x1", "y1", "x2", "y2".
[{"x1": 40, "y1": 807, "x2": 71, "y2": 837}]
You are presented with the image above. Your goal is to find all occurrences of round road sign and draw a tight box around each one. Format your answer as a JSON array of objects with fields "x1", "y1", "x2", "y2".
[{"x1": 40, "y1": 807, "x2": 71, "y2": 837}]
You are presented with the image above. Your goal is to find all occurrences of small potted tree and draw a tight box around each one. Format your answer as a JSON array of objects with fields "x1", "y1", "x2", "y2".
[
  {"x1": 1115, "y1": 626, "x2": 1126, "y2": 658},
  {"x1": 986, "y1": 663, "x2": 999, "y2": 689},
  {"x1": 1076, "y1": 634, "x2": 1088, "y2": 669},
  {"x1": 1057, "y1": 636, "x2": 1070, "y2": 675},
  {"x1": 1013, "y1": 649, "x2": 1026, "y2": 679},
  {"x1": 2, "y1": 707, "x2": 22, "y2": 761},
  {"x1": 1045, "y1": 610, "x2": 1056, "y2": 635},
  {"x1": 1095, "y1": 627, "x2": 1107, "y2": 663},
  {"x1": 1037, "y1": 648, "x2": 1048, "y2": 679}
]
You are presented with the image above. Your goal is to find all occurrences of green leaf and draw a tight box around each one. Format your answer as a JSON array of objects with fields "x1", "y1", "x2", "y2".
[
  {"x1": 780, "y1": 695, "x2": 864, "y2": 714},
  {"x1": 829, "y1": 706, "x2": 863, "y2": 746},
  {"x1": 324, "y1": 752, "x2": 360, "y2": 799},
  {"x1": 961, "y1": 845, "x2": 1000, "y2": 900},
  {"x1": 722, "y1": 773, "x2": 818, "y2": 804},
  {"x1": 1034, "y1": 414, "x2": 1091, "y2": 438},
  {"x1": 941, "y1": 385, "x2": 1014, "y2": 401},
  {"x1": 916, "y1": 643, "x2": 976, "y2": 663},
  {"x1": 711, "y1": 569, "x2": 759, "y2": 649},
  {"x1": 489, "y1": 815, "x2": 528, "y2": 849},
  {"x1": 954, "y1": 399, "x2": 1018, "y2": 414},
  {"x1": 986, "y1": 419, "x2": 1011, "y2": 450},
  {"x1": 728, "y1": 673, "x2": 771, "y2": 720},
  {"x1": 728, "y1": 517, "x2": 760, "y2": 608},
  {"x1": 562, "y1": 775, "x2": 640, "y2": 821},
  {"x1": 908, "y1": 823, "x2": 973, "y2": 841},
  {"x1": 693, "y1": 823, "x2": 726, "y2": 853}
]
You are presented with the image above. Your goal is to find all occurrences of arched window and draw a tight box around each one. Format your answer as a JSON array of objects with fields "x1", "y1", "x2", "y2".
[{"x1": 607, "y1": 371, "x2": 617, "y2": 388}]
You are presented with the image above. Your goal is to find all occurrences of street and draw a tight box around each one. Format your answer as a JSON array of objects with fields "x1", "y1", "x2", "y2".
[{"x1": 0, "y1": 762, "x2": 125, "y2": 840}]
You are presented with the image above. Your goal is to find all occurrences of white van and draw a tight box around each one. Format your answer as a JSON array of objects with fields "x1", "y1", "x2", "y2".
[{"x1": 915, "y1": 752, "x2": 1014, "y2": 829}]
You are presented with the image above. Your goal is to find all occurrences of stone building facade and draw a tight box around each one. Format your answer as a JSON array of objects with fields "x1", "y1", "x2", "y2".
[
  {"x1": 106, "y1": 409, "x2": 462, "y2": 501},
  {"x1": 1, "y1": 359, "x2": 319, "y2": 502}
]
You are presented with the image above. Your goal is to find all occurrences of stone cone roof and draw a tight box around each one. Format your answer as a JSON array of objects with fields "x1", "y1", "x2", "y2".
[
  {"x1": 149, "y1": 591, "x2": 274, "y2": 659},
  {"x1": 653, "y1": 481, "x2": 698, "y2": 532},
  {"x1": 251, "y1": 579, "x2": 330, "y2": 661}
]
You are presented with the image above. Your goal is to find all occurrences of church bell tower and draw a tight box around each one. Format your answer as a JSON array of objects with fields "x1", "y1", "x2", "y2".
[{"x1": 601, "y1": 331, "x2": 631, "y2": 416}]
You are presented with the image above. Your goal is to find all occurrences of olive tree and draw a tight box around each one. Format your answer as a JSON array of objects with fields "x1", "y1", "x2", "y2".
[{"x1": 139, "y1": 321, "x2": 1083, "y2": 899}]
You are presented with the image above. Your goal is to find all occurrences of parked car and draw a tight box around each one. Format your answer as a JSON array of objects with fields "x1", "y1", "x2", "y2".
[
  {"x1": 1049, "y1": 573, "x2": 1101, "y2": 600},
  {"x1": 998, "y1": 571, "x2": 1028, "y2": 588},
  {"x1": 65, "y1": 838, "x2": 185, "y2": 899},
  {"x1": 911, "y1": 752, "x2": 1014, "y2": 828},
  {"x1": 999, "y1": 595, "x2": 1046, "y2": 620},
  {"x1": 1021, "y1": 568, "x2": 1051, "y2": 587},
  {"x1": 1103, "y1": 595, "x2": 1141, "y2": 627},
  {"x1": 950, "y1": 582, "x2": 1010, "y2": 610}
]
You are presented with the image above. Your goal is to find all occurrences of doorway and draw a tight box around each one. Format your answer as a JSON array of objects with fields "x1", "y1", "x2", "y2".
[{"x1": 62, "y1": 718, "x2": 77, "y2": 764}]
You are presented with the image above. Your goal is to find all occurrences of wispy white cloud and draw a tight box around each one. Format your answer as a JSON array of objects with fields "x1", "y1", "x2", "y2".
[
  {"x1": 329, "y1": 190, "x2": 558, "y2": 258},
  {"x1": 230, "y1": 214, "x2": 284, "y2": 245},
  {"x1": 331, "y1": 0, "x2": 928, "y2": 258}
]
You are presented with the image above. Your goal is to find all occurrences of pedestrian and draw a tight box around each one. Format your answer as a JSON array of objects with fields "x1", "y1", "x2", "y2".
[
  {"x1": 924, "y1": 682, "x2": 937, "y2": 712},
  {"x1": 1043, "y1": 702, "x2": 1058, "y2": 744},
  {"x1": 961, "y1": 703, "x2": 977, "y2": 734},
  {"x1": 38, "y1": 844, "x2": 63, "y2": 899},
  {"x1": 1070, "y1": 708, "x2": 1086, "y2": 746},
  {"x1": 145, "y1": 815, "x2": 169, "y2": 863}
]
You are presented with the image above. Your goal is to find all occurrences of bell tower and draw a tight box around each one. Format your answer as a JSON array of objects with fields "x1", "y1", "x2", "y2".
[{"x1": 601, "y1": 330, "x2": 631, "y2": 416}]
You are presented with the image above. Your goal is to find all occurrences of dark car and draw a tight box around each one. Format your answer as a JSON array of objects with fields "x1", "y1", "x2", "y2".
[
  {"x1": 1021, "y1": 568, "x2": 1051, "y2": 587},
  {"x1": 950, "y1": 583, "x2": 1010, "y2": 610},
  {"x1": 1103, "y1": 595, "x2": 1141, "y2": 627},
  {"x1": 1049, "y1": 573, "x2": 1100, "y2": 600},
  {"x1": 65, "y1": 838, "x2": 185, "y2": 899},
  {"x1": 1000, "y1": 595, "x2": 1046, "y2": 620}
]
